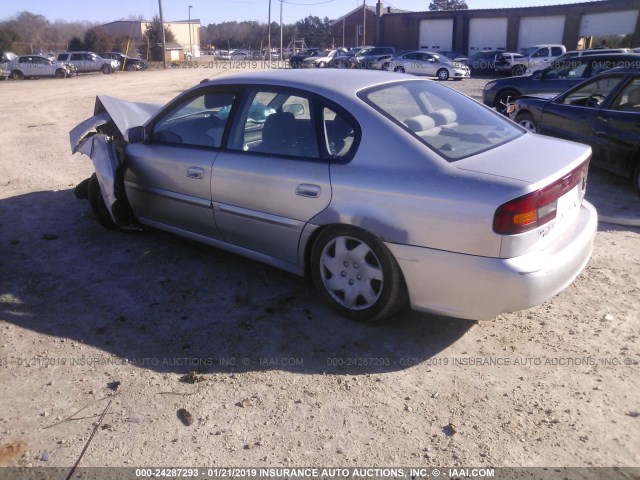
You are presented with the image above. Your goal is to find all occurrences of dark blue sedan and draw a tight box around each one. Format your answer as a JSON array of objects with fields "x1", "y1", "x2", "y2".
[
  {"x1": 483, "y1": 53, "x2": 640, "y2": 114},
  {"x1": 508, "y1": 68, "x2": 640, "y2": 194}
]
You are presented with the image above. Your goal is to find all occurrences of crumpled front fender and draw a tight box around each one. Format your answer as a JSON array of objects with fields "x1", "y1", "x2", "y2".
[{"x1": 69, "y1": 95, "x2": 160, "y2": 229}]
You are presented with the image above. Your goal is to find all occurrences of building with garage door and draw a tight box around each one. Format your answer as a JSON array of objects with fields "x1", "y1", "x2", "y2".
[{"x1": 378, "y1": 0, "x2": 640, "y2": 55}]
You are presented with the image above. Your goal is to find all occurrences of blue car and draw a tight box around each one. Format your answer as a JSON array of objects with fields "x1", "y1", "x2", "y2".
[
  {"x1": 483, "y1": 53, "x2": 640, "y2": 114},
  {"x1": 509, "y1": 68, "x2": 640, "y2": 194}
]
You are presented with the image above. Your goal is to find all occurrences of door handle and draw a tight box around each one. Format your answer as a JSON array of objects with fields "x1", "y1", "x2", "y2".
[
  {"x1": 296, "y1": 183, "x2": 321, "y2": 198},
  {"x1": 186, "y1": 167, "x2": 205, "y2": 179}
]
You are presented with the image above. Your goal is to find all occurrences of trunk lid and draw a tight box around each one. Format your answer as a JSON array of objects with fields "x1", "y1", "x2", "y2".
[{"x1": 454, "y1": 132, "x2": 593, "y2": 258}]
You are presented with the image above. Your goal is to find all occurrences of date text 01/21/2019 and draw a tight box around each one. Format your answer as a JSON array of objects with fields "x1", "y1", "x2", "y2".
[{"x1": 173, "y1": 61, "x2": 291, "y2": 70}]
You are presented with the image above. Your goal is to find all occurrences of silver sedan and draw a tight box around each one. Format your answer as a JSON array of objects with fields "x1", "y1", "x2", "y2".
[
  {"x1": 389, "y1": 51, "x2": 470, "y2": 80},
  {"x1": 70, "y1": 70, "x2": 597, "y2": 322}
]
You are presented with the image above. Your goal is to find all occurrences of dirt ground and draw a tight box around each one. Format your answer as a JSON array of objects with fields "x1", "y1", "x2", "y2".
[{"x1": 0, "y1": 66, "x2": 639, "y2": 474}]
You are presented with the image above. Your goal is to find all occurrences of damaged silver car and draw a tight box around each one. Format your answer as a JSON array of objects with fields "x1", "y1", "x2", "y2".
[{"x1": 71, "y1": 69, "x2": 597, "y2": 322}]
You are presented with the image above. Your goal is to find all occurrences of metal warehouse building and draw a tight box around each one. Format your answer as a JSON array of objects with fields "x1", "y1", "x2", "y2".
[{"x1": 334, "y1": 0, "x2": 640, "y2": 54}]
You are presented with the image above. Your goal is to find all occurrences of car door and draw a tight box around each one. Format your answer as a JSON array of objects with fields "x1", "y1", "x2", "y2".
[
  {"x1": 533, "y1": 59, "x2": 590, "y2": 95},
  {"x1": 123, "y1": 89, "x2": 238, "y2": 239},
  {"x1": 400, "y1": 52, "x2": 418, "y2": 74},
  {"x1": 529, "y1": 47, "x2": 550, "y2": 72},
  {"x1": 417, "y1": 53, "x2": 437, "y2": 77},
  {"x1": 540, "y1": 74, "x2": 626, "y2": 148},
  {"x1": 17, "y1": 56, "x2": 36, "y2": 76},
  {"x1": 590, "y1": 76, "x2": 640, "y2": 176},
  {"x1": 34, "y1": 56, "x2": 54, "y2": 77},
  {"x1": 211, "y1": 88, "x2": 332, "y2": 266}
]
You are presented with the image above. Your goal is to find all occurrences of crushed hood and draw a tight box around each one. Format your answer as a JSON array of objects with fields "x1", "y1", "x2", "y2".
[{"x1": 69, "y1": 95, "x2": 161, "y2": 153}]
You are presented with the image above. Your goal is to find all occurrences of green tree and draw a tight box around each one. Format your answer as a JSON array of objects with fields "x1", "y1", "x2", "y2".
[
  {"x1": 295, "y1": 15, "x2": 333, "y2": 48},
  {"x1": 83, "y1": 27, "x2": 113, "y2": 52},
  {"x1": 144, "y1": 15, "x2": 175, "y2": 45},
  {"x1": 68, "y1": 36, "x2": 85, "y2": 51},
  {"x1": 429, "y1": 0, "x2": 468, "y2": 11}
]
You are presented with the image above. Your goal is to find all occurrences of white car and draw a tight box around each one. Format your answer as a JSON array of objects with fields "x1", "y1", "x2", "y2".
[
  {"x1": 302, "y1": 50, "x2": 340, "y2": 68},
  {"x1": 389, "y1": 51, "x2": 470, "y2": 80},
  {"x1": 8, "y1": 55, "x2": 73, "y2": 79},
  {"x1": 70, "y1": 70, "x2": 596, "y2": 322},
  {"x1": 229, "y1": 50, "x2": 250, "y2": 61}
]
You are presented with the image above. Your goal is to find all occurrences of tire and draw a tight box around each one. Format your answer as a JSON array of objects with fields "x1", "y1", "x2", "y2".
[
  {"x1": 11, "y1": 70, "x2": 24, "y2": 80},
  {"x1": 436, "y1": 68, "x2": 450, "y2": 81},
  {"x1": 511, "y1": 65, "x2": 526, "y2": 76},
  {"x1": 515, "y1": 111, "x2": 537, "y2": 133},
  {"x1": 101, "y1": 64, "x2": 113, "y2": 74},
  {"x1": 495, "y1": 89, "x2": 519, "y2": 115},
  {"x1": 87, "y1": 173, "x2": 118, "y2": 230},
  {"x1": 394, "y1": 66, "x2": 405, "y2": 73},
  {"x1": 310, "y1": 226, "x2": 407, "y2": 322},
  {"x1": 55, "y1": 68, "x2": 66, "y2": 79},
  {"x1": 126, "y1": 63, "x2": 137, "y2": 71},
  {"x1": 318, "y1": 61, "x2": 325, "y2": 68}
]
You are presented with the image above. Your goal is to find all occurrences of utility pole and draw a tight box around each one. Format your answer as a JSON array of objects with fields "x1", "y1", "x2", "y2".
[
  {"x1": 375, "y1": 0, "x2": 382, "y2": 45},
  {"x1": 268, "y1": 0, "x2": 272, "y2": 61},
  {"x1": 188, "y1": 5, "x2": 193, "y2": 59},
  {"x1": 158, "y1": 0, "x2": 166, "y2": 68},
  {"x1": 280, "y1": 0, "x2": 283, "y2": 62},
  {"x1": 363, "y1": 1, "x2": 366, "y2": 46}
]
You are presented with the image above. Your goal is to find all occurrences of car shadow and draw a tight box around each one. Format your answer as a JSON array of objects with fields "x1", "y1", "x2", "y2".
[
  {"x1": 586, "y1": 166, "x2": 640, "y2": 230},
  {"x1": 0, "y1": 189, "x2": 474, "y2": 376}
]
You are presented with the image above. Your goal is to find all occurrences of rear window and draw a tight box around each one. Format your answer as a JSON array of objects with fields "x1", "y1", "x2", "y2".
[{"x1": 359, "y1": 80, "x2": 523, "y2": 161}]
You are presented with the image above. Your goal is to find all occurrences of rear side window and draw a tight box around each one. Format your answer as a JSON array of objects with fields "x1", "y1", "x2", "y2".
[
  {"x1": 228, "y1": 89, "x2": 319, "y2": 159},
  {"x1": 612, "y1": 78, "x2": 640, "y2": 111},
  {"x1": 360, "y1": 80, "x2": 523, "y2": 161},
  {"x1": 551, "y1": 47, "x2": 564, "y2": 56},
  {"x1": 322, "y1": 107, "x2": 357, "y2": 159}
]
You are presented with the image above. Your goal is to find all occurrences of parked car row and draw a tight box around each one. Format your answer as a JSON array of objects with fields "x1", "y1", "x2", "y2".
[{"x1": 0, "y1": 50, "x2": 151, "y2": 80}]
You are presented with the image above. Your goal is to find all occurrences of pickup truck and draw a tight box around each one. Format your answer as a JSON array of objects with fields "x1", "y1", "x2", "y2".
[{"x1": 508, "y1": 44, "x2": 566, "y2": 76}]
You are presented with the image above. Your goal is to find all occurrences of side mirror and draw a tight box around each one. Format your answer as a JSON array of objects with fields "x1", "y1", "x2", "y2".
[{"x1": 125, "y1": 126, "x2": 146, "y2": 144}]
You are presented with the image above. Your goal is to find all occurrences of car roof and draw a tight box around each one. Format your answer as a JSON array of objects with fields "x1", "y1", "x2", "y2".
[
  {"x1": 200, "y1": 69, "x2": 415, "y2": 97},
  {"x1": 599, "y1": 66, "x2": 640, "y2": 74}
]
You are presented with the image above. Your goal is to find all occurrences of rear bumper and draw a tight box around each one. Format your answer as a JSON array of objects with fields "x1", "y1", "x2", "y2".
[{"x1": 386, "y1": 201, "x2": 598, "y2": 321}]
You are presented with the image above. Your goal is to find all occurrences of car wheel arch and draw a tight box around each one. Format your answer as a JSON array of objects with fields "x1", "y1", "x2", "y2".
[
  {"x1": 301, "y1": 209, "x2": 409, "y2": 274},
  {"x1": 515, "y1": 110, "x2": 538, "y2": 133},
  {"x1": 495, "y1": 88, "x2": 520, "y2": 114},
  {"x1": 305, "y1": 222, "x2": 409, "y2": 322}
]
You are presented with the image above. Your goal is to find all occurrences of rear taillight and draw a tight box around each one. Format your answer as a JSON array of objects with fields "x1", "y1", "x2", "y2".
[{"x1": 493, "y1": 159, "x2": 589, "y2": 235}]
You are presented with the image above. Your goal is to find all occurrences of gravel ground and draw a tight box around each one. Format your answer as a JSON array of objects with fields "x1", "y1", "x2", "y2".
[{"x1": 0, "y1": 66, "x2": 639, "y2": 475}]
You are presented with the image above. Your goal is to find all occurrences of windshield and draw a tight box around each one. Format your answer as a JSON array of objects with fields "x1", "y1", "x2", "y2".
[{"x1": 359, "y1": 80, "x2": 524, "y2": 162}]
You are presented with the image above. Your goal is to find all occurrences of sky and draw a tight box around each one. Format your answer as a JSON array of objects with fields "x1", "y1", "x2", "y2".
[{"x1": 0, "y1": 0, "x2": 582, "y2": 25}]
